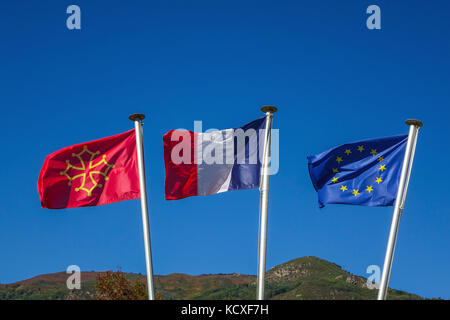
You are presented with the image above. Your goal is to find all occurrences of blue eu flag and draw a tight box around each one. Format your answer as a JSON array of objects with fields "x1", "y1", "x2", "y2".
[{"x1": 307, "y1": 135, "x2": 408, "y2": 208}]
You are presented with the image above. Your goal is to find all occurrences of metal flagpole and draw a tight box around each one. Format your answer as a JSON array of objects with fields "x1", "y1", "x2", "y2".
[
  {"x1": 129, "y1": 113, "x2": 155, "y2": 300},
  {"x1": 377, "y1": 119, "x2": 423, "y2": 300},
  {"x1": 256, "y1": 106, "x2": 277, "y2": 300}
]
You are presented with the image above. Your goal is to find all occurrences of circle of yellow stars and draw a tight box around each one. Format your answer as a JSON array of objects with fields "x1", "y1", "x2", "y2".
[{"x1": 330, "y1": 145, "x2": 388, "y2": 197}]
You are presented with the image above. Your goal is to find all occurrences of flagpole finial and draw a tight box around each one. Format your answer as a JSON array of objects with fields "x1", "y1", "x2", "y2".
[
  {"x1": 129, "y1": 113, "x2": 146, "y2": 121},
  {"x1": 261, "y1": 106, "x2": 277, "y2": 114},
  {"x1": 405, "y1": 119, "x2": 423, "y2": 127}
]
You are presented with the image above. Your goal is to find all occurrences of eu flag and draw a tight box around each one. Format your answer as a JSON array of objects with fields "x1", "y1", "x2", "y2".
[{"x1": 307, "y1": 135, "x2": 408, "y2": 208}]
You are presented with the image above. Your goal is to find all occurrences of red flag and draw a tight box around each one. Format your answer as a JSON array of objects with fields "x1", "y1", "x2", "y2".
[{"x1": 38, "y1": 129, "x2": 140, "y2": 209}]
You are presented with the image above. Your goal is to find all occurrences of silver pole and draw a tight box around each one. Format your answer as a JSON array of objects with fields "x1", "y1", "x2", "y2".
[
  {"x1": 377, "y1": 119, "x2": 423, "y2": 300},
  {"x1": 256, "y1": 106, "x2": 277, "y2": 300},
  {"x1": 129, "y1": 113, "x2": 155, "y2": 300}
]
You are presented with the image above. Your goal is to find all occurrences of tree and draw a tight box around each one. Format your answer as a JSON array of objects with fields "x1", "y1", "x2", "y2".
[{"x1": 95, "y1": 270, "x2": 160, "y2": 300}]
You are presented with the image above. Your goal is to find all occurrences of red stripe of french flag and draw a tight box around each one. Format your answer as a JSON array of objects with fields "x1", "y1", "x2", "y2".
[{"x1": 163, "y1": 130, "x2": 198, "y2": 200}]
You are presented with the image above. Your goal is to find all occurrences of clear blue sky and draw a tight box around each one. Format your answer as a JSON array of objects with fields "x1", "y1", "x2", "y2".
[{"x1": 0, "y1": 1, "x2": 449, "y2": 299}]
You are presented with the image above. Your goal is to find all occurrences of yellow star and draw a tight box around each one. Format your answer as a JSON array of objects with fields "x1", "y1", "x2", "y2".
[
  {"x1": 352, "y1": 189, "x2": 360, "y2": 196},
  {"x1": 340, "y1": 185, "x2": 347, "y2": 192},
  {"x1": 379, "y1": 164, "x2": 386, "y2": 172},
  {"x1": 344, "y1": 149, "x2": 352, "y2": 156},
  {"x1": 336, "y1": 156, "x2": 343, "y2": 163},
  {"x1": 331, "y1": 177, "x2": 338, "y2": 183},
  {"x1": 377, "y1": 156, "x2": 384, "y2": 162},
  {"x1": 366, "y1": 185, "x2": 373, "y2": 193},
  {"x1": 375, "y1": 177, "x2": 383, "y2": 184},
  {"x1": 358, "y1": 145, "x2": 364, "y2": 152},
  {"x1": 332, "y1": 168, "x2": 339, "y2": 173},
  {"x1": 370, "y1": 149, "x2": 377, "y2": 156}
]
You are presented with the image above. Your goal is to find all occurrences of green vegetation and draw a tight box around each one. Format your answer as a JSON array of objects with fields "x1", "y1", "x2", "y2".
[
  {"x1": 186, "y1": 257, "x2": 423, "y2": 300},
  {"x1": 0, "y1": 284, "x2": 67, "y2": 300},
  {"x1": 0, "y1": 256, "x2": 426, "y2": 300}
]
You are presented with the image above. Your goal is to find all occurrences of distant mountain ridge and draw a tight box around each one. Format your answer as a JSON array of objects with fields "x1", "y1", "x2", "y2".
[{"x1": 0, "y1": 256, "x2": 424, "y2": 300}]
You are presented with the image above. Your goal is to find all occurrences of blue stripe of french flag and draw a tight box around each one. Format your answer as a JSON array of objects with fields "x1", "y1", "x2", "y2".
[{"x1": 163, "y1": 117, "x2": 266, "y2": 200}]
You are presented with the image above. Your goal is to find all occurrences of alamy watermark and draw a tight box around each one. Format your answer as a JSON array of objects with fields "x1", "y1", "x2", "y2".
[
  {"x1": 366, "y1": 5, "x2": 381, "y2": 30},
  {"x1": 66, "y1": 5, "x2": 81, "y2": 30},
  {"x1": 169, "y1": 121, "x2": 279, "y2": 175},
  {"x1": 65, "y1": 5, "x2": 380, "y2": 31},
  {"x1": 366, "y1": 264, "x2": 381, "y2": 289},
  {"x1": 66, "y1": 265, "x2": 81, "y2": 290}
]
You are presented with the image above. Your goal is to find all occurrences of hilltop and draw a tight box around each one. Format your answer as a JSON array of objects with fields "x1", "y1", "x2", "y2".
[{"x1": 0, "y1": 256, "x2": 423, "y2": 300}]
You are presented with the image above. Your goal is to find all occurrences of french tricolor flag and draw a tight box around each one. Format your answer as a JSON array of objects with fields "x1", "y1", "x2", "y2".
[{"x1": 163, "y1": 117, "x2": 267, "y2": 200}]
